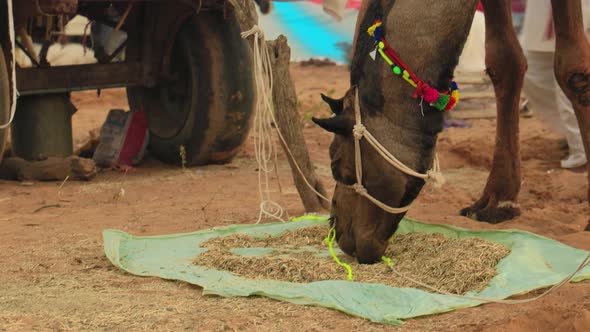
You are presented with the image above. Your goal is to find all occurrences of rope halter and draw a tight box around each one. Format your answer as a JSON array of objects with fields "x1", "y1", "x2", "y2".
[{"x1": 349, "y1": 87, "x2": 445, "y2": 214}]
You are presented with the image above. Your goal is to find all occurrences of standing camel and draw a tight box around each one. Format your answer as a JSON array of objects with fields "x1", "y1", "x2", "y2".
[{"x1": 311, "y1": 0, "x2": 590, "y2": 263}]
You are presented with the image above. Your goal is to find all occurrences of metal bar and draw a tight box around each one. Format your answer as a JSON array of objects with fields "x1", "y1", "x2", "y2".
[
  {"x1": 15, "y1": 40, "x2": 41, "y2": 67},
  {"x1": 77, "y1": 0, "x2": 222, "y2": 11},
  {"x1": 17, "y1": 62, "x2": 143, "y2": 95},
  {"x1": 103, "y1": 39, "x2": 128, "y2": 63}
]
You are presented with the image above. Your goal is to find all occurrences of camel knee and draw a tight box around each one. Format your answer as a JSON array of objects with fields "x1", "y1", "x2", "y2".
[{"x1": 486, "y1": 45, "x2": 527, "y2": 85}]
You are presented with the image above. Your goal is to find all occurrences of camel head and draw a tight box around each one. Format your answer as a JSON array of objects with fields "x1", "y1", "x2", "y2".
[
  {"x1": 313, "y1": 0, "x2": 479, "y2": 263},
  {"x1": 314, "y1": 86, "x2": 433, "y2": 264}
]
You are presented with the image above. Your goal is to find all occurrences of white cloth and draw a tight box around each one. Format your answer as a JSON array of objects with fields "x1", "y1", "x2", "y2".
[
  {"x1": 521, "y1": 0, "x2": 590, "y2": 52},
  {"x1": 456, "y1": 11, "x2": 486, "y2": 73},
  {"x1": 521, "y1": 1, "x2": 588, "y2": 167},
  {"x1": 322, "y1": 0, "x2": 347, "y2": 21},
  {"x1": 523, "y1": 51, "x2": 587, "y2": 166}
]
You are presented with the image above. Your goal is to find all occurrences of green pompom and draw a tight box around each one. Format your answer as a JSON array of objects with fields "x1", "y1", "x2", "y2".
[
  {"x1": 393, "y1": 66, "x2": 402, "y2": 75},
  {"x1": 432, "y1": 94, "x2": 451, "y2": 111}
]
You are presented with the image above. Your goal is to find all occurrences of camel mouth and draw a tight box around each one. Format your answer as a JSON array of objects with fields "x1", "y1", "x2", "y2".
[
  {"x1": 333, "y1": 217, "x2": 389, "y2": 264},
  {"x1": 330, "y1": 184, "x2": 403, "y2": 264}
]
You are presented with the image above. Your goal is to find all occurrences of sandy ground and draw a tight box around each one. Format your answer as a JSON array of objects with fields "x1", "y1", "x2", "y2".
[{"x1": 1, "y1": 63, "x2": 589, "y2": 331}]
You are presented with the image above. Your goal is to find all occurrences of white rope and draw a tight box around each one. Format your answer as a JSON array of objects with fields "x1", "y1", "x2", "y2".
[
  {"x1": 241, "y1": 24, "x2": 330, "y2": 225},
  {"x1": 241, "y1": 25, "x2": 286, "y2": 223},
  {"x1": 1, "y1": 0, "x2": 18, "y2": 129},
  {"x1": 350, "y1": 87, "x2": 445, "y2": 214}
]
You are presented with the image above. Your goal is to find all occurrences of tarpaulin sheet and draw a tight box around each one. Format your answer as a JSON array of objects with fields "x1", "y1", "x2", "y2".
[{"x1": 103, "y1": 216, "x2": 590, "y2": 325}]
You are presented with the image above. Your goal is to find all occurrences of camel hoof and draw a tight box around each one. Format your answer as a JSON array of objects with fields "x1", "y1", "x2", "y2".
[{"x1": 460, "y1": 205, "x2": 521, "y2": 224}]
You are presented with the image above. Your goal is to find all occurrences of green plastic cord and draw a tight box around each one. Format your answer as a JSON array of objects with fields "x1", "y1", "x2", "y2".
[
  {"x1": 382, "y1": 255, "x2": 395, "y2": 268},
  {"x1": 324, "y1": 227, "x2": 354, "y2": 281}
]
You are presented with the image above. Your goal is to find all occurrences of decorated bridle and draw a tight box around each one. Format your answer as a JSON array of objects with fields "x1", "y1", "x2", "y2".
[{"x1": 344, "y1": 20, "x2": 455, "y2": 214}]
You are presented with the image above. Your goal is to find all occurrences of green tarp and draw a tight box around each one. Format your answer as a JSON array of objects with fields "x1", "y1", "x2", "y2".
[{"x1": 103, "y1": 216, "x2": 590, "y2": 325}]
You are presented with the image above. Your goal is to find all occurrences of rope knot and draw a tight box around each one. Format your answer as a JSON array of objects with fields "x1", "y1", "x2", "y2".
[
  {"x1": 352, "y1": 183, "x2": 368, "y2": 196},
  {"x1": 241, "y1": 25, "x2": 264, "y2": 40},
  {"x1": 352, "y1": 124, "x2": 366, "y2": 140},
  {"x1": 427, "y1": 169, "x2": 446, "y2": 189},
  {"x1": 412, "y1": 80, "x2": 429, "y2": 99}
]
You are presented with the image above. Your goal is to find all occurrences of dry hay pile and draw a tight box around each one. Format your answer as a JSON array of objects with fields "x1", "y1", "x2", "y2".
[
  {"x1": 195, "y1": 226, "x2": 511, "y2": 294},
  {"x1": 201, "y1": 225, "x2": 327, "y2": 248}
]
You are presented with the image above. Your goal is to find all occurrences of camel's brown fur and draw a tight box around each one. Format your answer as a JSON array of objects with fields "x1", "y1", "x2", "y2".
[
  {"x1": 462, "y1": 0, "x2": 590, "y2": 229},
  {"x1": 314, "y1": 0, "x2": 478, "y2": 263},
  {"x1": 314, "y1": 0, "x2": 590, "y2": 263}
]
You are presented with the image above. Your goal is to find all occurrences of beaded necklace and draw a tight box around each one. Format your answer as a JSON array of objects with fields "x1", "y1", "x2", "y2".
[{"x1": 367, "y1": 20, "x2": 460, "y2": 112}]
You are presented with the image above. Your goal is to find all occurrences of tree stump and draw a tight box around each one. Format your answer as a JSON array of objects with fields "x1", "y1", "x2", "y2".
[{"x1": 266, "y1": 36, "x2": 330, "y2": 212}]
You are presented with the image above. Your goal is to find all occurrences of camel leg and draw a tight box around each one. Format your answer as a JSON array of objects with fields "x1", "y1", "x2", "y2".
[
  {"x1": 550, "y1": 0, "x2": 590, "y2": 231},
  {"x1": 460, "y1": 0, "x2": 527, "y2": 223}
]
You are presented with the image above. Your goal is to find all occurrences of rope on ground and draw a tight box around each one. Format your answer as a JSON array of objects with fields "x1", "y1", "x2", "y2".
[{"x1": 1, "y1": 0, "x2": 18, "y2": 129}]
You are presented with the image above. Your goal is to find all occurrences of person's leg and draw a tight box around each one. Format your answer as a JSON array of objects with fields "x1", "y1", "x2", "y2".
[
  {"x1": 550, "y1": 0, "x2": 590, "y2": 230},
  {"x1": 556, "y1": 85, "x2": 588, "y2": 168},
  {"x1": 522, "y1": 51, "x2": 567, "y2": 136}
]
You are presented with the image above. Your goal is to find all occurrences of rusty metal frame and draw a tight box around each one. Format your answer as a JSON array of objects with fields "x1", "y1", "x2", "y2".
[
  {"x1": 17, "y1": 62, "x2": 143, "y2": 95},
  {"x1": 12, "y1": 0, "x2": 232, "y2": 95}
]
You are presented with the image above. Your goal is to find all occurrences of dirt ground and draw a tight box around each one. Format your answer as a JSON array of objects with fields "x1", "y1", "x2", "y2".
[{"x1": 1, "y1": 63, "x2": 589, "y2": 331}]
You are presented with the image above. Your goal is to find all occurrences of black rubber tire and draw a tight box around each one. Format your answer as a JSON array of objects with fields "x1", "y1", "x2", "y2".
[
  {"x1": 127, "y1": 10, "x2": 255, "y2": 166},
  {"x1": 0, "y1": 44, "x2": 9, "y2": 164}
]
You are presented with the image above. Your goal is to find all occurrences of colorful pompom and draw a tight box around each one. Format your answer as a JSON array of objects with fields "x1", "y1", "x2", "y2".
[
  {"x1": 431, "y1": 94, "x2": 451, "y2": 111},
  {"x1": 373, "y1": 26, "x2": 383, "y2": 41},
  {"x1": 451, "y1": 89, "x2": 460, "y2": 103},
  {"x1": 368, "y1": 21, "x2": 383, "y2": 40},
  {"x1": 444, "y1": 96, "x2": 458, "y2": 111},
  {"x1": 367, "y1": 21, "x2": 461, "y2": 112},
  {"x1": 422, "y1": 87, "x2": 440, "y2": 104}
]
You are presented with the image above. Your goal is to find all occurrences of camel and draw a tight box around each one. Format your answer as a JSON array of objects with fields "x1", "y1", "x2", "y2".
[{"x1": 311, "y1": 0, "x2": 590, "y2": 263}]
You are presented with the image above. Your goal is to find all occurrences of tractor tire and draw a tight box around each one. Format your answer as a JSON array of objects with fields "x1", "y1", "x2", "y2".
[
  {"x1": 126, "y1": 10, "x2": 255, "y2": 166},
  {"x1": 0, "y1": 44, "x2": 10, "y2": 165}
]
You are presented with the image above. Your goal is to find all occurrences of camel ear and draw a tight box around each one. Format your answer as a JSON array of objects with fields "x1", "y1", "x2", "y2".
[
  {"x1": 312, "y1": 116, "x2": 353, "y2": 136},
  {"x1": 320, "y1": 93, "x2": 344, "y2": 115}
]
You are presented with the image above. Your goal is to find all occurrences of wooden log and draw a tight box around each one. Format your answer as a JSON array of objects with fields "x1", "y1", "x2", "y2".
[
  {"x1": 74, "y1": 128, "x2": 101, "y2": 157},
  {"x1": 0, "y1": 156, "x2": 97, "y2": 181},
  {"x1": 266, "y1": 35, "x2": 330, "y2": 212}
]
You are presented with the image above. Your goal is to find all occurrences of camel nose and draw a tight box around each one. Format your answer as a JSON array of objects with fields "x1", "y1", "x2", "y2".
[{"x1": 354, "y1": 238, "x2": 388, "y2": 264}]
